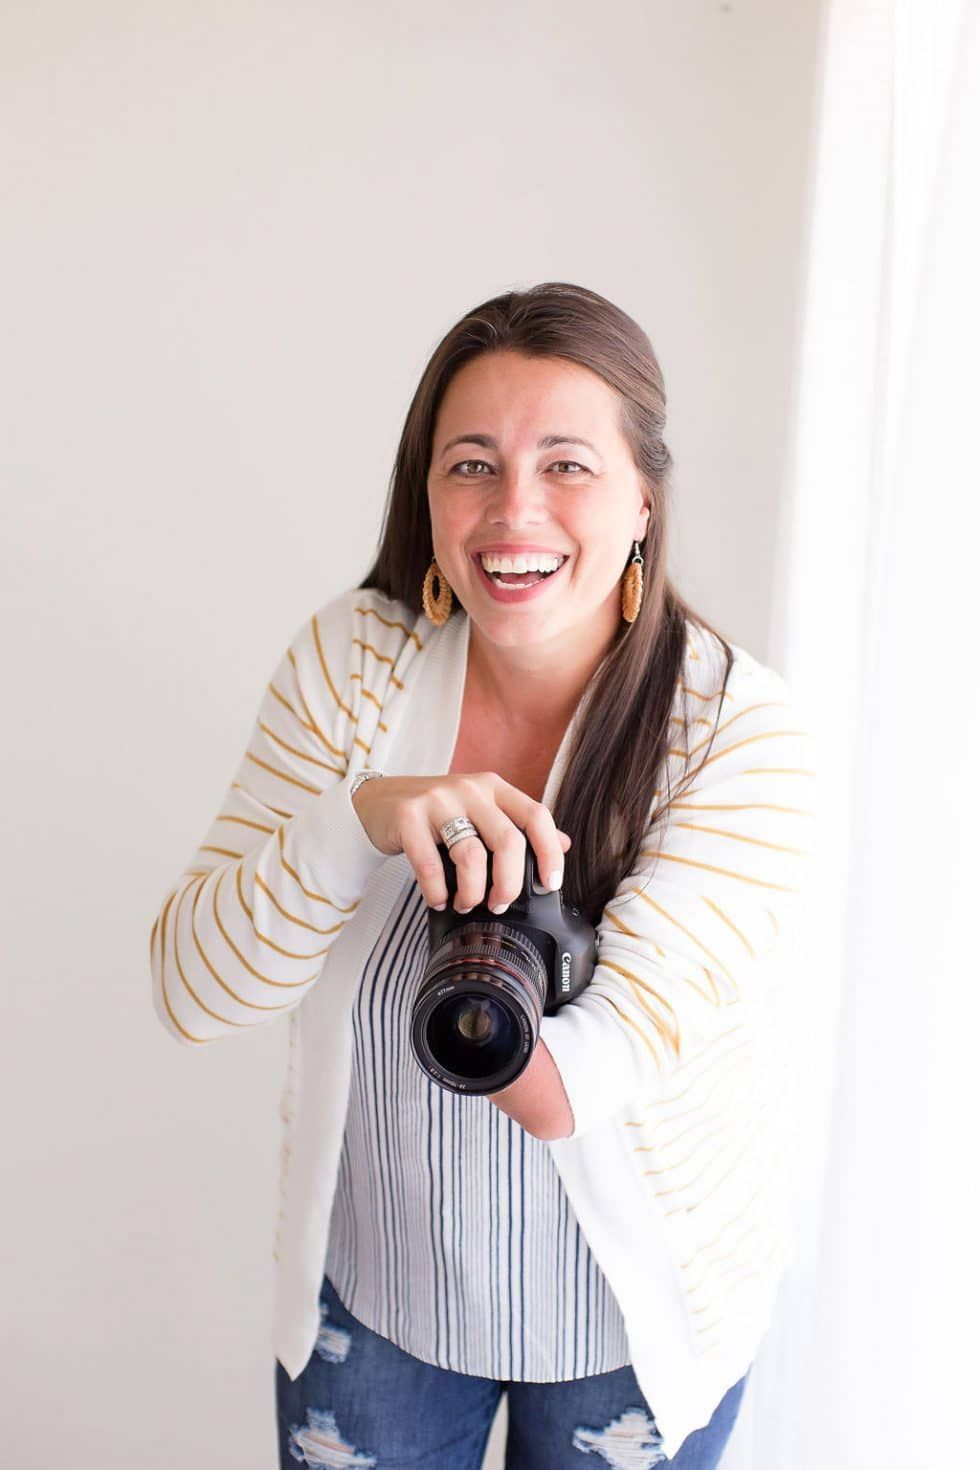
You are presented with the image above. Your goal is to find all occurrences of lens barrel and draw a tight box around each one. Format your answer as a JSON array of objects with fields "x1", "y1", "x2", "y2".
[{"x1": 410, "y1": 920, "x2": 549, "y2": 1094}]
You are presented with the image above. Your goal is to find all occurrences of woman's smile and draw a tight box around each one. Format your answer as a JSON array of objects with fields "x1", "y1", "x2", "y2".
[{"x1": 470, "y1": 548, "x2": 571, "y2": 602}]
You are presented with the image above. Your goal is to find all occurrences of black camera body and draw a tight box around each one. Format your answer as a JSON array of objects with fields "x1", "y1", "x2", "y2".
[{"x1": 410, "y1": 844, "x2": 598, "y2": 1095}]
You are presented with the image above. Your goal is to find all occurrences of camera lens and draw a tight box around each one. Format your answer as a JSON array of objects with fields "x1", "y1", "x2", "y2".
[
  {"x1": 411, "y1": 922, "x2": 547, "y2": 1094},
  {"x1": 428, "y1": 992, "x2": 520, "y2": 1078},
  {"x1": 449, "y1": 997, "x2": 495, "y2": 1045}
]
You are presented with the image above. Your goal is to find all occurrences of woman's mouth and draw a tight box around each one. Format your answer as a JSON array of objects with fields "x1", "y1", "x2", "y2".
[{"x1": 471, "y1": 552, "x2": 570, "y2": 602}]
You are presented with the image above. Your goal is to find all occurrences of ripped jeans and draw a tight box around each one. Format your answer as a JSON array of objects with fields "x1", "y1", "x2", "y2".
[{"x1": 275, "y1": 1274, "x2": 749, "y2": 1470}]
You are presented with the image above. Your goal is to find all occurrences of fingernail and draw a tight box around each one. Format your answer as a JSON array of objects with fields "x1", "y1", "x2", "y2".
[
  {"x1": 490, "y1": 903, "x2": 508, "y2": 915},
  {"x1": 434, "y1": 902, "x2": 447, "y2": 911},
  {"x1": 548, "y1": 870, "x2": 563, "y2": 891}
]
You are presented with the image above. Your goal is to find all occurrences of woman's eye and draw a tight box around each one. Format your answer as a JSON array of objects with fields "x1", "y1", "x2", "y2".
[{"x1": 449, "y1": 459, "x2": 588, "y2": 476}]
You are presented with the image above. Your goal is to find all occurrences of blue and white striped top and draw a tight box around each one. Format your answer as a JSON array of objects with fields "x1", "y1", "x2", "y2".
[{"x1": 324, "y1": 873, "x2": 631, "y2": 1380}]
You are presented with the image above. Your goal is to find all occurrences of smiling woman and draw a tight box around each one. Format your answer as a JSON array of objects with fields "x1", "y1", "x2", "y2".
[
  {"x1": 150, "y1": 281, "x2": 816, "y2": 1466},
  {"x1": 363, "y1": 294, "x2": 715, "y2": 927},
  {"x1": 425, "y1": 352, "x2": 650, "y2": 688}
]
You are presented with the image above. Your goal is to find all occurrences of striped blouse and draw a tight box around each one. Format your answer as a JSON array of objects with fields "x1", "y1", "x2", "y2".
[{"x1": 324, "y1": 873, "x2": 631, "y2": 1379}]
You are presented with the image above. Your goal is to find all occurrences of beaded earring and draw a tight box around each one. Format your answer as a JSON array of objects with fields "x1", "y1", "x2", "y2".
[
  {"x1": 422, "y1": 558, "x2": 453, "y2": 626},
  {"x1": 621, "y1": 541, "x2": 644, "y2": 624}
]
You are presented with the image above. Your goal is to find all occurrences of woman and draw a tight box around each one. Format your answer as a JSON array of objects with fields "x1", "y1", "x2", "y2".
[{"x1": 150, "y1": 282, "x2": 816, "y2": 1468}]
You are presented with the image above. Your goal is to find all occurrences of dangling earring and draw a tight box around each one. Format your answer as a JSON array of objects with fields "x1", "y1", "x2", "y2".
[
  {"x1": 422, "y1": 557, "x2": 453, "y2": 626},
  {"x1": 621, "y1": 540, "x2": 644, "y2": 624}
]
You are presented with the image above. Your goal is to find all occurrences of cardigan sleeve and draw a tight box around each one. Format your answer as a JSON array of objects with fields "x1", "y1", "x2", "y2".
[
  {"x1": 538, "y1": 644, "x2": 818, "y2": 1140},
  {"x1": 148, "y1": 589, "x2": 391, "y2": 1046}
]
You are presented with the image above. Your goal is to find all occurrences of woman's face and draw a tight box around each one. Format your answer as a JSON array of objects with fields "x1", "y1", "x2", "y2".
[{"x1": 426, "y1": 351, "x2": 651, "y2": 653}]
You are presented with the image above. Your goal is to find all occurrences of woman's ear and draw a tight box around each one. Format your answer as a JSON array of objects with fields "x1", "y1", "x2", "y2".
[{"x1": 634, "y1": 498, "x2": 651, "y2": 543}]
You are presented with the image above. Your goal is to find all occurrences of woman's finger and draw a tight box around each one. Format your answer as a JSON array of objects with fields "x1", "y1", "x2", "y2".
[
  {"x1": 442, "y1": 830, "x2": 489, "y2": 913},
  {"x1": 400, "y1": 801, "x2": 452, "y2": 909},
  {"x1": 491, "y1": 783, "x2": 567, "y2": 897},
  {"x1": 430, "y1": 787, "x2": 510, "y2": 913}
]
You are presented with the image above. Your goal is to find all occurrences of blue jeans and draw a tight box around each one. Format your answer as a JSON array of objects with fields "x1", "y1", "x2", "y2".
[{"x1": 275, "y1": 1273, "x2": 749, "y2": 1469}]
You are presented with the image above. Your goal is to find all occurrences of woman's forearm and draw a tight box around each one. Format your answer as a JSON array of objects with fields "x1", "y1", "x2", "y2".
[{"x1": 488, "y1": 1038, "x2": 575, "y2": 1141}]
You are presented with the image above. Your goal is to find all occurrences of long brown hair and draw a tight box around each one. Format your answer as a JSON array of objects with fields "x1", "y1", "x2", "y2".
[{"x1": 358, "y1": 282, "x2": 734, "y2": 925}]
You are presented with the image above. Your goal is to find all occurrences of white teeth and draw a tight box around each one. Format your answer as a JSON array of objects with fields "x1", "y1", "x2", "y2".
[{"x1": 478, "y1": 552, "x2": 565, "y2": 574}]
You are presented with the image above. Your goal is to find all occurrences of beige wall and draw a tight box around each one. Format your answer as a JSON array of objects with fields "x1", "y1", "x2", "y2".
[{"x1": 0, "y1": 2, "x2": 824, "y2": 1465}]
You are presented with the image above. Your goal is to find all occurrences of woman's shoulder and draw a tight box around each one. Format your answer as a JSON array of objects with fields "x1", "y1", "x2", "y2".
[
  {"x1": 672, "y1": 616, "x2": 817, "y2": 818},
  {"x1": 668, "y1": 616, "x2": 818, "y2": 845},
  {"x1": 291, "y1": 585, "x2": 432, "y2": 661},
  {"x1": 682, "y1": 616, "x2": 796, "y2": 691},
  {"x1": 345, "y1": 584, "x2": 431, "y2": 655},
  {"x1": 677, "y1": 616, "x2": 809, "y2": 743},
  {"x1": 280, "y1": 586, "x2": 437, "y2": 726}
]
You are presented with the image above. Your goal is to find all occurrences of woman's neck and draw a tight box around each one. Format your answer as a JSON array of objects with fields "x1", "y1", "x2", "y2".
[{"x1": 465, "y1": 611, "x2": 618, "y2": 730}]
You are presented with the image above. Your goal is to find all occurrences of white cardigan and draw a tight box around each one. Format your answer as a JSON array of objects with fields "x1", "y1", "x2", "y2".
[{"x1": 150, "y1": 585, "x2": 817, "y2": 1458}]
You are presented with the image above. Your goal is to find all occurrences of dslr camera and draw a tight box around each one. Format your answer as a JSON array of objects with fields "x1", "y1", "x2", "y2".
[{"x1": 410, "y1": 844, "x2": 598, "y2": 1095}]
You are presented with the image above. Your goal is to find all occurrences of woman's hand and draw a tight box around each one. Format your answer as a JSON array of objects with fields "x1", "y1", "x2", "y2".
[{"x1": 351, "y1": 773, "x2": 572, "y2": 914}]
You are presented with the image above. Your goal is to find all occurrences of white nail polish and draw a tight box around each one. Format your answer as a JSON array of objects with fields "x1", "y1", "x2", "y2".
[{"x1": 548, "y1": 870, "x2": 563, "y2": 891}]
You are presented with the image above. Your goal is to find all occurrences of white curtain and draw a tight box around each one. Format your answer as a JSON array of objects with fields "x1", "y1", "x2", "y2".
[{"x1": 721, "y1": 1, "x2": 980, "y2": 1465}]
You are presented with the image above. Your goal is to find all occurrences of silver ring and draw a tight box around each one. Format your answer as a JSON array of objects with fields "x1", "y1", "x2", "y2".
[{"x1": 439, "y1": 816, "x2": 479, "y2": 850}]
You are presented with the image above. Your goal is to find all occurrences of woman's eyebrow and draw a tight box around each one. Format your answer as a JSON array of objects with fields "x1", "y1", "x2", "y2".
[{"x1": 440, "y1": 433, "x2": 600, "y2": 455}]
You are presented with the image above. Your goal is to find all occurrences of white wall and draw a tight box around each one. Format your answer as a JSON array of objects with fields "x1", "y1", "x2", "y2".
[{"x1": 0, "y1": 3, "x2": 824, "y2": 1465}]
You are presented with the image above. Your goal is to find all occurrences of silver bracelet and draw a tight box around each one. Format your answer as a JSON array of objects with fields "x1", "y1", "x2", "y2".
[{"x1": 349, "y1": 768, "x2": 384, "y2": 802}]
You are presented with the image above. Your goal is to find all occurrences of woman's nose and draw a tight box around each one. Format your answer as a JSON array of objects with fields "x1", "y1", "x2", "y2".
[{"x1": 486, "y1": 469, "x2": 546, "y2": 523}]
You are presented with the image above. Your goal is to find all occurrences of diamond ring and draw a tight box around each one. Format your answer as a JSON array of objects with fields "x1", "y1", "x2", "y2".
[{"x1": 439, "y1": 816, "x2": 480, "y2": 850}]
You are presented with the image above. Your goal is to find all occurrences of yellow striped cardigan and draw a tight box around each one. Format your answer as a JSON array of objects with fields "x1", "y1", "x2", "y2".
[{"x1": 149, "y1": 585, "x2": 817, "y2": 1458}]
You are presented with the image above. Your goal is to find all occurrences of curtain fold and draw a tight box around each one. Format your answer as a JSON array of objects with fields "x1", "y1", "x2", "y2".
[{"x1": 721, "y1": 2, "x2": 979, "y2": 1465}]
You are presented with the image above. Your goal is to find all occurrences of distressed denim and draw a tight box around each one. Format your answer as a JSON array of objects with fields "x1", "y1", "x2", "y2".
[{"x1": 275, "y1": 1273, "x2": 750, "y2": 1469}]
